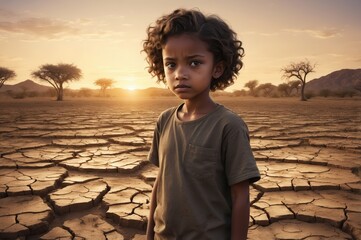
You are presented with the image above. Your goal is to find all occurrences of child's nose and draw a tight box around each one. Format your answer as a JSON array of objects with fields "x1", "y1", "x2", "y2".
[{"x1": 175, "y1": 66, "x2": 189, "y2": 80}]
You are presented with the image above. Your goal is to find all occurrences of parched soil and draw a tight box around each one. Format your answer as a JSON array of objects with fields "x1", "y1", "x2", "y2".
[{"x1": 0, "y1": 96, "x2": 360, "y2": 240}]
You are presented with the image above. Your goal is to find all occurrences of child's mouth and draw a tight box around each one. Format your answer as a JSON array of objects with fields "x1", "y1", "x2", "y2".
[{"x1": 175, "y1": 84, "x2": 191, "y2": 89}]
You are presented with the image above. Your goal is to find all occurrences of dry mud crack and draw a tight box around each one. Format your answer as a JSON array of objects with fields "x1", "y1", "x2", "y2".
[{"x1": 0, "y1": 98, "x2": 360, "y2": 240}]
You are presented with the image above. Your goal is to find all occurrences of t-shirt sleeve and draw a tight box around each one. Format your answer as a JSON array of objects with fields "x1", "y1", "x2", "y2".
[
  {"x1": 147, "y1": 107, "x2": 176, "y2": 167},
  {"x1": 223, "y1": 118, "x2": 260, "y2": 186},
  {"x1": 147, "y1": 117, "x2": 161, "y2": 167}
]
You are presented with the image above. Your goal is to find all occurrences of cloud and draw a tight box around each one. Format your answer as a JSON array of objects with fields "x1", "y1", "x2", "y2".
[
  {"x1": 122, "y1": 23, "x2": 133, "y2": 27},
  {"x1": 0, "y1": 10, "x2": 126, "y2": 40},
  {"x1": 0, "y1": 8, "x2": 18, "y2": 18},
  {"x1": 0, "y1": 17, "x2": 80, "y2": 38},
  {"x1": 285, "y1": 28, "x2": 342, "y2": 39},
  {"x1": 327, "y1": 53, "x2": 344, "y2": 58},
  {"x1": 0, "y1": 8, "x2": 129, "y2": 42}
]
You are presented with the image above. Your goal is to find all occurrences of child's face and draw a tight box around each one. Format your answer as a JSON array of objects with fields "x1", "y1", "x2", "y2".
[{"x1": 162, "y1": 34, "x2": 223, "y2": 100}]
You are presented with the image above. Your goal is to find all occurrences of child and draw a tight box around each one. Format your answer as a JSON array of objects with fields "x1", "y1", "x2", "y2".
[{"x1": 143, "y1": 8, "x2": 260, "y2": 240}]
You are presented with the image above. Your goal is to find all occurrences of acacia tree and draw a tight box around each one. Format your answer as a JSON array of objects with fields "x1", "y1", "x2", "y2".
[
  {"x1": 32, "y1": 63, "x2": 82, "y2": 101},
  {"x1": 0, "y1": 67, "x2": 16, "y2": 89},
  {"x1": 257, "y1": 83, "x2": 277, "y2": 97},
  {"x1": 94, "y1": 78, "x2": 115, "y2": 96},
  {"x1": 277, "y1": 83, "x2": 292, "y2": 97},
  {"x1": 289, "y1": 80, "x2": 301, "y2": 95},
  {"x1": 244, "y1": 80, "x2": 259, "y2": 96},
  {"x1": 278, "y1": 80, "x2": 301, "y2": 97},
  {"x1": 281, "y1": 59, "x2": 315, "y2": 101}
]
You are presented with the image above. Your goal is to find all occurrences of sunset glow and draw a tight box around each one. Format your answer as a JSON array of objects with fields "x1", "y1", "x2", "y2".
[
  {"x1": 127, "y1": 86, "x2": 136, "y2": 91},
  {"x1": 0, "y1": 0, "x2": 360, "y2": 91}
]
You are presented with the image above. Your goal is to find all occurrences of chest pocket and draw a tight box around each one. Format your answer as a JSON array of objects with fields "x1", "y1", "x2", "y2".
[{"x1": 184, "y1": 144, "x2": 218, "y2": 180}]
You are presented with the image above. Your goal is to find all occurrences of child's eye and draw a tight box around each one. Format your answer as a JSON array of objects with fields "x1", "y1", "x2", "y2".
[
  {"x1": 190, "y1": 61, "x2": 201, "y2": 67},
  {"x1": 165, "y1": 62, "x2": 176, "y2": 69}
]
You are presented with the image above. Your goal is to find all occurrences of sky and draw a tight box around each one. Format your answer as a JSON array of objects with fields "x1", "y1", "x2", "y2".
[{"x1": 0, "y1": 0, "x2": 360, "y2": 91}]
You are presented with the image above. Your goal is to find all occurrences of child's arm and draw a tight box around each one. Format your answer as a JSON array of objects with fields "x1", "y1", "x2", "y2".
[
  {"x1": 231, "y1": 180, "x2": 250, "y2": 240},
  {"x1": 146, "y1": 176, "x2": 158, "y2": 240}
]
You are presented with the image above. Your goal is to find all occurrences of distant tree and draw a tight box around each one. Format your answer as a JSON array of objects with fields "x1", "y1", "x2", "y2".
[
  {"x1": 0, "y1": 67, "x2": 16, "y2": 89},
  {"x1": 94, "y1": 78, "x2": 115, "y2": 96},
  {"x1": 78, "y1": 88, "x2": 93, "y2": 97},
  {"x1": 257, "y1": 83, "x2": 277, "y2": 97},
  {"x1": 63, "y1": 88, "x2": 77, "y2": 98},
  {"x1": 278, "y1": 81, "x2": 300, "y2": 97},
  {"x1": 244, "y1": 80, "x2": 259, "y2": 96},
  {"x1": 282, "y1": 59, "x2": 315, "y2": 101},
  {"x1": 277, "y1": 83, "x2": 292, "y2": 97},
  {"x1": 288, "y1": 80, "x2": 301, "y2": 95},
  {"x1": 31, "y1": 63, "x2": 82, "y2": 101},
  {"x1": 335, "y1": 90, "x2": 356, "y2": 98},
  {"x1": 232, "y1": 89, "x2": 247, "y2": 97}
]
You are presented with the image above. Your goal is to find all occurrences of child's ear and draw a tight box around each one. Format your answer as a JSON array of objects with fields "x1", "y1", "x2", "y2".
[{"x1": 212, "y1": 62, "x2": 225, "y2": 79}]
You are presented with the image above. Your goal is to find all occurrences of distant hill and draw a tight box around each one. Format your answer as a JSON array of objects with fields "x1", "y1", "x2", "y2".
[
  {"x1": 108, "y1": 87, "x2": 172, "y2": 97},
  {"x1": 137, "y1": 87, "x2": 173, "y2": 96},
  {"x1": 1, "y1": 79, "x2": 52, "y2": 93},
  {"x1": 305, "y1": 69, "x2": 361, "y2": 93},
  {"x1": 0, "y1": 80, "x2": 175, "y2": 96}
]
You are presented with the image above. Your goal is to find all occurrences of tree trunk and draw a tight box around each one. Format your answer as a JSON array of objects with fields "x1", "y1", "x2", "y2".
[
  {"x1": 57, "y1": 85, "x2": 63, "y2": 101},
  {"x1": 300, "y1": 82, "x2": 307, "y2": 101}
]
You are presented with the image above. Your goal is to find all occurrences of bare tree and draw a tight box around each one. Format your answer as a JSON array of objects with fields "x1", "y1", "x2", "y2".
[
  {"x1": 244, "y1": 80, "x2": 259, "y2": 96},
  {"x1": 32, "y1": 63, "x2": 82, "y2": 101},
  {"x1": 94, "y1": 78, "x2": 115, "y2": 96},
  {"x1": 281, "y1": 59, "x2": 315, "y2": 101},
  {"x1": 0, "y1": 67, "x2": 16, "y2": 89}
]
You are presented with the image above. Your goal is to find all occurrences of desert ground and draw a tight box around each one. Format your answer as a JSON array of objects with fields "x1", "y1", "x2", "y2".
[{"x1": 0, "y1": 96, "x2": 360, "y2": 240}]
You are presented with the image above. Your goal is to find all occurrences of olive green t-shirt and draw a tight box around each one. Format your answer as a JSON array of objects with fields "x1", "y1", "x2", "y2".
[{"x1": 148, "y1": 104, "x2": 260, "y2": 240}]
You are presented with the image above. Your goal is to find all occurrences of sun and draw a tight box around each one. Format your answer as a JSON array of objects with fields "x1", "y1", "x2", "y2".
[{"x1": 126, "y1": 86, "x2": 136, "y2": 91}]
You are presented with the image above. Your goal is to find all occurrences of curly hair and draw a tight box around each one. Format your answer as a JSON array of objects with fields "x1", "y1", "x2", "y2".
[{"x1": 143, "y1": 8, "x2": 244, "y2": 91}]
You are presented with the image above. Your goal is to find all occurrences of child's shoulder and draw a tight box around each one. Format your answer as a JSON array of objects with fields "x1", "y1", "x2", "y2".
[
  {"x1": 218, "y1": 105, "x2": 248, "y2": 130},
  {"x1": 160, "y1": 105, "x2": 178, "y2": 116},
  {"x1": 156, "y1": 105, "x2": 178, "y2": 122}
]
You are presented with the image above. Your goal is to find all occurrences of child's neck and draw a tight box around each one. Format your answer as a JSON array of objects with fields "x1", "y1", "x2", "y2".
[{"x1": 178, "y1": 96, "x2": 217, "y2": 122}]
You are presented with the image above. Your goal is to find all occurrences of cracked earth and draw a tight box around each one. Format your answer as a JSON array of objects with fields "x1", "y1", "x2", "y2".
[{"x1": 0, "y1": 97, "x2": 360, "y2": 240}]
